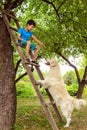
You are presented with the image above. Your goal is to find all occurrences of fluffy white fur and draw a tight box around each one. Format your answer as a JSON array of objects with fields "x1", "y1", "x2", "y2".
[{"x1": 38, "y1": 58, "x2": 86, "y2": 127}]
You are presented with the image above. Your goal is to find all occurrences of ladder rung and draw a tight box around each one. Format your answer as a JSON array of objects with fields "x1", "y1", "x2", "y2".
[
  {"x1": 26, "y1": 62, "x2": 40, "y2": 67},
  {"x1": 16, "y1": 43, "x2": 25, "y2": 48}
]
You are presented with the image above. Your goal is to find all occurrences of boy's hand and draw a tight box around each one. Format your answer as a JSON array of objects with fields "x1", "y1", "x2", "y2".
[
  {"x1": 31, "y1": 35, "x2": 45, "y2": 48},
  {"x1": 40, "y1": 43, "x2": 45, "y2": 48}
]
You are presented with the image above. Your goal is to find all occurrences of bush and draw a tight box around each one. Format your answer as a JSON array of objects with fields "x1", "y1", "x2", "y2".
[
  {"x1": 66, "y1": 84, "x2": 78, "y2": 96},
  {"x1": 63, "y1": 71, "x2": 76, "y2": 86},
  {"x1": 16, "y1": 81, "x2": 36, "y2": 97}
]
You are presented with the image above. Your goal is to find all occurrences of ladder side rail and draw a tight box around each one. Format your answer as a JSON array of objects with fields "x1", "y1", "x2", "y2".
[
  {"x1": 2, "y1": 13, "x2": 59, "y2": 130},
  {"x1": 45, "y1": 89, "x2": 63, "y2": 122}
]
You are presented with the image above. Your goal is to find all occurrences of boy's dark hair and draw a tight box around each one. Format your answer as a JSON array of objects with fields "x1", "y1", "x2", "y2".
[{"x1": 26, "y1": 19, "x2": 36, "y2": 27}]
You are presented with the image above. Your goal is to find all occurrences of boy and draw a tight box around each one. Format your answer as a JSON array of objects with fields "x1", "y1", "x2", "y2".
[{"x1": 18, "y1": 19, "x2": 45, "y2": 64}]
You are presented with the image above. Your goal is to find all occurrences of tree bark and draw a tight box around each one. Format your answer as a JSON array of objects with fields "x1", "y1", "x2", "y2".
[
  {"x1": 77, "y1": 66, "x2": 87, "y2": 98},
  {"x1": 0, "y1": 17, "x2": 16, "y2": 130},
  {"x1": 77, "y1": 81, "x2": 86, "y2": 98}
]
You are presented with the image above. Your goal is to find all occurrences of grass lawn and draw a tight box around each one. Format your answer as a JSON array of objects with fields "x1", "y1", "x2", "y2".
[{"x1": 15, "y1": 88, "x2": 87, "y2": 130}]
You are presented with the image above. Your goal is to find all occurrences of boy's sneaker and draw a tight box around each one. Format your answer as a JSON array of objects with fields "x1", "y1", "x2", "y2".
[
  {"x1": 31, "y1": 60, "x2": 38, "y2": 65},
  {"x1": 45, "y1": 61, "x2": 50, "y2": 65},
  {"x1": 25, "y1": 58, "x2": 30, "y2": 64},
  {"x1": 31, "y1": 60, "x2": 39, "y2": 67}
]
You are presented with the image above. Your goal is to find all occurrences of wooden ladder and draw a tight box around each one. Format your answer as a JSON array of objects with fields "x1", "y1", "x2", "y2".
[{"x1": 2, "y1": 11, "x2": 63, "y2": 130}]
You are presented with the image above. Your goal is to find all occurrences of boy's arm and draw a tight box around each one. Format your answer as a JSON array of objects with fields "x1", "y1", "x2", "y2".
[
  {"x1": 18, "y1": 33, "x2": 27, "y2": 42},
  {"x1": 18, "y1": 28, "x2": 24, "y2": 41},
  {"x1": 32, "y1": 35, "x2": 45, "y2": 48},
  {"x1": 18, "y1": 33, "x2": 22, "y2": 40}
]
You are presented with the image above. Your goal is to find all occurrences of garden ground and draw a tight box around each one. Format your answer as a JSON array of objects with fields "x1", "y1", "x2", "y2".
[{"x1": 15, "y1": 91, "x2": 87, "y2": 130}]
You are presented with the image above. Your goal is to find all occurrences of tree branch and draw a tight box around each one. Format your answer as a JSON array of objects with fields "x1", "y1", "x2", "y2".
[
  {"x1": 4, "y1": 0, "x2": 24, "y2": 10},
  {"x1": 15, "y1": 59, "x2": 21, "y2": 74},
  {"x1": 83, "y1": 36, "x2": 87, "y2": 43},
  {"x1": 57, "y1": 52, "x2": 81, "y2": 84},
  {"x1": 82, "y1": 66, "x2": 87, "y2": 83},
  {"x1": 11, "y1": 0, "x2": 24, "y2": 9},
  {"x1": 0, "y1": 7, "x2": 18, "y2": 20},
  {"x1": 42, "y1": 0, "x2": 61, "y2": 22},
  {"x1": 57, "y1": 0, "x2": 67, "y2": 11},
  {"x1": 15, "y1": 72, "x2": 27, "y2": 83}
]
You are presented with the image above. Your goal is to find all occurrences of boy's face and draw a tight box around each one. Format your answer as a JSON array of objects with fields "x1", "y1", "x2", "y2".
[{"x1": 27, "y1": 24, "x2": 35, "y2": 31}]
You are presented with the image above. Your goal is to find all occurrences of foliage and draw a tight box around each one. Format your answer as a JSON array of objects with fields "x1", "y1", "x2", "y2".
[
  {"x1": 16, "y1": 78, "x2": 36, "y2": 97},
  {"x1": 4, "y1": 0, "x2": 86, "y2": 84},
  {"x1": 13, "y1": 0, "x2": 87, "y2": 59},
  {"x1": 16, "y1": 83, "x2": 35, "y2": 97},
  {"x1": 63, "y1": 70, "x2": 81, "y2": 95},
  {"x1": 66, "y1": 85, "x2": 78, "y2": 96},
  {"x1": 63, "y1": 70, "x2": 76, "y2": 86}
]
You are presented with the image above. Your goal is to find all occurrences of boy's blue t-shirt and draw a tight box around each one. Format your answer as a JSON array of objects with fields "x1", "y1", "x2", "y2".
[{"x1": 18, "y1": 28, "x2": 33, "y2": 41}]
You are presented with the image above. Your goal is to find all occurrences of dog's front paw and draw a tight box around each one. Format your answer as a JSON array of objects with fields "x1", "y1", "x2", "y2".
[
  {"x1": 64, "y1": 124, "x2": 69, "y2": 128},
  {"x1": 35, "y1": 81, "x2": 42, "y2": 86}
]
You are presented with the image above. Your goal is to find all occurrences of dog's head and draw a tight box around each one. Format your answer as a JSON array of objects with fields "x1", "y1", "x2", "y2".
[
  {"x1": 50, "y1": 58, "x2": 58, "y2": 67},
  {"x1": 46, "y1": 58, "x2": 58, "y2": 67}
]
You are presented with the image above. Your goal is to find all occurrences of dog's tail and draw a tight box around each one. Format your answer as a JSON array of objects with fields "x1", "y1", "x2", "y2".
[{"x1": 73, "y1": 98, "x2": 86, "y2": 110}]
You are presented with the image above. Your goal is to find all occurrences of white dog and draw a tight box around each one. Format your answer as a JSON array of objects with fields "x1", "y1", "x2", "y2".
[{"x1": 38, "y1": 58, "x2": 86, "y2": 127}]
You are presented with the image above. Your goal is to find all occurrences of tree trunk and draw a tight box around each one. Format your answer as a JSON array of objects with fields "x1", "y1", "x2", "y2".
[
  {"x1": 0, "y1": 17, "x2": 16, "y2": 130},
  {"x1": 77, "y1": 81, "x2": 85, "y2": 98}
]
